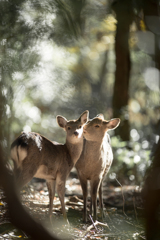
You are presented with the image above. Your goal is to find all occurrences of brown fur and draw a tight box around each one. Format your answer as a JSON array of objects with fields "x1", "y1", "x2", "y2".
[
  {"x1": 76, "y1": 114, "x2": 120, "y2": 222},
  {"x1": 11, "y1": 111, "x2": 89, "y2": 222}
]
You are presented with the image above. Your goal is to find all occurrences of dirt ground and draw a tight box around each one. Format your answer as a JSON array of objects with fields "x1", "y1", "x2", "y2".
[{"x1": 0, "y1": 170, "x2": 146, "y2": 240}]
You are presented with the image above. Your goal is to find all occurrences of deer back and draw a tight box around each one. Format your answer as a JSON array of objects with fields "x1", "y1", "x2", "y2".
[{"x1": 11, "y1": 132, "x2": 72, "y2": 180}]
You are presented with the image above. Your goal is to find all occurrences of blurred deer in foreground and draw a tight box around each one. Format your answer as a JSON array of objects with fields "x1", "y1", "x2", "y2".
[
  {"x1": 11, "y1": 110, "x2": 89, "y2": 223},
  {"x1": 76, "y1": 114, "x2": 120, "y2": 222}
]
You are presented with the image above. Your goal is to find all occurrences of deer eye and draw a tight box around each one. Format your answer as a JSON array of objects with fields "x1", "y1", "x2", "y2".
[
  {"x1": 79, "y1": 125, "x2": 82, "y2": 129},
  {"x1": 67, "y1": 126, "x2": 71, "y2": 130},
  {"x1": 95, "y1": 125, "x2": 100, "y2": 128}
]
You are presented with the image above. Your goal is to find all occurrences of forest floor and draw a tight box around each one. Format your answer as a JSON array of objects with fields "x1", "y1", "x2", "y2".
[{"x1": 0, "y1": 171, "x2": 146, "y2": 240}]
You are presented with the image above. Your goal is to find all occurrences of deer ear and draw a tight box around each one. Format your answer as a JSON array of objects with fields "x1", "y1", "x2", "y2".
[
  {"x1": 104, "y1": 118, "x2": 120, "y2": 130},
  {"x1": 96, "y1": 113, "x2": 104, "y2": 120},
  {"x1": 78, "y1": 110, "x2": 89, "y2": 124},
  {"x1": 57, "y1": 116, "x2": 68, "y2": 129}
]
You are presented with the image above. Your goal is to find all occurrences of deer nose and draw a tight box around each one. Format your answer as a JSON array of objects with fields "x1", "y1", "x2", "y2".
[{"x1": 74, "y1": 131, "x2": 79, "y2": 136}]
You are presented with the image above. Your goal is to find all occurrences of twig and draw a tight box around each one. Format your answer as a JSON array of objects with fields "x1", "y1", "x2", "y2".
[
  {"x1": 139, "y1": 234, "x2": 146, "y2": 239},
  {"x1": 94, "y1": 233, "x2": 122, "y2": 237},
  {"x1": 95, "y1": 220, "x2": 110, "y2": 230},
  {"x1": 137, "y1": 207, "x2": 144, "y2": 210},
  {"x1": 115, "y1": 178, "x2": 128, "y2": 218},
  {"x1": 82, "y1": 219, "x2": 110, "y2": 237},
  {"x1": 86, "y1": 220, "x2": 110, "y2": 232},
  {"x1": 89, "y1": 215, "x2": 98, "y2": 232}
]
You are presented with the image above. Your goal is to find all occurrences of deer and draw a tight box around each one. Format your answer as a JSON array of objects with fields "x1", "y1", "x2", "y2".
[
  {"x1": 10, "y1": 110, "x2": 89, "y2": 223},
  {"x1": 75, "y1": 114, "x2": 120, "y2": 222}
]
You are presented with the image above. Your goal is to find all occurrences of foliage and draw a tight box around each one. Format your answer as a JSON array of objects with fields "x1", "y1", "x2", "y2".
[{"x1": 110, "y1": 136, "x2": 151, "y2": 185}]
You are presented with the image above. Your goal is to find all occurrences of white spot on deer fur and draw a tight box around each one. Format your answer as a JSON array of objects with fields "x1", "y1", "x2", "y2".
[
  {"x1": 35, "y1": 135, "x2": 42, "y2": 151},
  {"x1": 22, "y1": 132, "x2": 42, "y2": 151},
  {"x1": 18, "y1": 146, "x2": 27, "y2": 162},
  {"x1": 11, "y1": 146, "x2": 18, "y2": 164},
  {"x1": 11, "y1": 146, "x2": 27, "y2": 167}
]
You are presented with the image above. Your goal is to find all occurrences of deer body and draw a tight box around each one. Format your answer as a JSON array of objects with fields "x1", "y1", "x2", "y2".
[
  {"x1": 77, "y1": 135, "x2": 113, "y2": 180},
  {"x1": 76, "y1": 114, "x2": 120, "y2": 222},
  {"x1": 11, "y1": 111, "x2": 89, "y2": 222}
]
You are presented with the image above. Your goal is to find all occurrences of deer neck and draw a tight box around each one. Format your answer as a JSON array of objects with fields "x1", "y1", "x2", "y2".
[
  {"x1": 84, "y1": 140, "x2": 102, "y2": 156},
  {"x1": 65, "y1": 139, "x2": 83, "y2": 165}
]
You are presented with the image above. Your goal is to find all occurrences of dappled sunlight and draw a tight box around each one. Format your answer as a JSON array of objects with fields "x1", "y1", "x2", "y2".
[
  {"x1": 2, "y1": 87, "x2": 8, "y2": 97},
  {"x1": 23, "y1": 125, "x2": 32, "y2": 133},
  {"x1": 138, "y1": 163, "x2": 146, "y2": 175},
  {"x1": 15, "y1": 102, "x2": 41, "y2": 122},
  {"x1": 143, "y1": 67, "x2": 160, "y2": 91},
  {"x1": 19, "y1": 1, "x2": 36, "y2": 27},
  {"x1": 37, "y1": 41, "x2": 78, "y2": 68},
  {"x1": 129, "y1": 175, "x2": 135, "y2": 181},
  {"x1": 129, "y1": 100, "x2": 141, "y2": 113},
  {"x1": 134, "y1": 155, "x2": 141, "y2": 164},
  {"x1": 130, "y1": 129, "x2": 140, "y2": 142},
  {"x1": 19, "y1": 1, "x2": 56, "y2": 29},
  {"x1": 5, "y1": 104, "x2": 11, "y2": 118},
  {"x1": 12, "y1": 72, "x2": 24, "y2": 81},
  {"x1": 142, "y1": 140, "x2": 149, "y2": 149},
  {"x1": 88, "y1": 51, "x2": 100, "y2": 60},
  {"x1": 136, "y1": 31, "x2": 155, "y2": 54},
  {"x1": 27, "y1": 106, "x2": 41, "y2": 123},
  {"x1": 124, "y1": 156, "x2": 132, "y2": 164},
  {"x1": 109, "y1": 172, "x2": 116, "y2": 180}
]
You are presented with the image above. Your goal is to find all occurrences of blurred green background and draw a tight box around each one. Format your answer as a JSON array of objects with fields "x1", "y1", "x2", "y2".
[{"x1": 1, "y1": 0, "x2": 160, "y2": 186}]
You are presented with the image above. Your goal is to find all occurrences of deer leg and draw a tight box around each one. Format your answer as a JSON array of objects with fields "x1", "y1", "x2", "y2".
[
  {"x1": 99, "y1": 181, "x2": 104, "y2": 220},
  {"x1": 46, "y1": 180, "x2": 56, "y2": 221},
  {"x1": 79, "y1": 178, "x2": 88, "y2": 222},
  {"x1": 90, "y1": 179, "x2": 100, "y2": 221},
  {"x1": 56, "y1": 175, "x2": 68, "y2": 223},
  {"x1": 90, "y1": 197, "x2": 93, "y2": 217}
]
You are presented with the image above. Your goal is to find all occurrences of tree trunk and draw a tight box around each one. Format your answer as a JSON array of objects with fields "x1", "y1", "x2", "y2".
[
  {"x1": 142, "y1": 2, "x2": 160, "y2": 238},
  {"x1": 143, "y1": 0, "x2": 160, "y2": 70},
  {"x1": 143, "y1": 0, "x2": 160, "y2": 135},
  {"x1": 112, "y1": 1, "x2": 134, "y2": 141},
  {"x1": 143, "y1": 137, "x2": 160, "y2": 239}
]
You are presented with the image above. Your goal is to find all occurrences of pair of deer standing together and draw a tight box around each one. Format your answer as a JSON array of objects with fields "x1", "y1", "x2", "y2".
[{"x1": 10, "y1": 110, "x2": 120, "y2": 223}]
